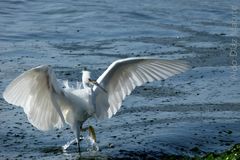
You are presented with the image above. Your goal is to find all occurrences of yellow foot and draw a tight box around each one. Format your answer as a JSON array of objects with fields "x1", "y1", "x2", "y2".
[
  {"x1": 80, "y1": 125, "x2": 97, "y2": 142},
  {"x1": 88, "y1": 125, "x2": 96, "y2": 142}
]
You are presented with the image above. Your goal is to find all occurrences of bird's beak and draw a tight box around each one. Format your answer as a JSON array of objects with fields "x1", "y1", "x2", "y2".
[{"x1": 89, "y1": 79, "x2": 107, "y2": 93}]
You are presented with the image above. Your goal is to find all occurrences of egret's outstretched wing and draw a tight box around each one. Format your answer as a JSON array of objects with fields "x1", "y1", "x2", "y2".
[
  {"x1": 3, "y1": 65, "x2": 68, "y2": 131},
  {"x1": 93, "y1": 57, "x2": 190, "y2": 120}
]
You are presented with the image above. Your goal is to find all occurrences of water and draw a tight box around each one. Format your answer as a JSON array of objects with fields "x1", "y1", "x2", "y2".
[
  {"x1": 0, "y1": 0, "x2": 240, "y2": 159},
  {"x1": 62, "y1": 136, "x2": 99, "y2": 152},
  {"x1": 0, "y1": 0, "x2": 238, "y2": 59}
]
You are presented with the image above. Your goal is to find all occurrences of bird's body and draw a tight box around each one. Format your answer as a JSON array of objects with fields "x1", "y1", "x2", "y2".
[
  {"x1": 63, "y1": 88, "x2": 93, "y2": 126},
  {"x1": 63, "y1": 88, "x2": 94, "y2": 149},
  {"x1": 3, "y1": 57, "x2": 190, "y2": 152}
]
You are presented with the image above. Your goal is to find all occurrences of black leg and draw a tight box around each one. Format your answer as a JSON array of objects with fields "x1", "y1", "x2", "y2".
[{"x1": 77, "y1": 140, "x2": 81, "y2": 154}]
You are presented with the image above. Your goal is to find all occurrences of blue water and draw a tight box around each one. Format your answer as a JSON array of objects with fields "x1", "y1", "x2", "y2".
[
  {"x1": 0, "y1": 0, "x2": 240, "y2": 159},
  {"x1": 0, "y1": 0, "x2": 237, "y2": 58}
]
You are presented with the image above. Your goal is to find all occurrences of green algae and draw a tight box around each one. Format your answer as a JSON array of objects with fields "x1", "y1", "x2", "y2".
[
  {"x1": 158, "y1": 144, "x2": 240, "y2": 160},
  {"x1": 197, "y1": 144, "x2": 240, "y2": 160}
]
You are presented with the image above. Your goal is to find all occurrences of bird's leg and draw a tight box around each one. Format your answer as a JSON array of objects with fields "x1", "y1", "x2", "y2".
[
  {"x1": 88, "y1": 126, "x2": 99, "y2": 151},
  {"x1": 80, "y1": 126, "x2": 88, "y2": 132},
  {"x1": 75, "y1": 132, "x2": 81, "y2": 154},
  {"x1": 77, "y1": 139, "x2": 80, "y2": 153},
  {"x1": 80, "y1": 125, "x2": 99, "y2": 151},
  {"x1": 80, "y1": 125, "x2": 96, "y2": 142},
  {"x1": 73, "y1": 122, "x2": 83, "y2": 154}
]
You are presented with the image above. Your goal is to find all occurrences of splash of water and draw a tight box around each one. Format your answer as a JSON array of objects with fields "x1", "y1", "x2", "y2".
[
  {"x1": 62, "y1": 136, "x2": 99, "y2": 152},
  {"x1": 62, "y1": 139, "x2": 77, "y2": 150},
  {"x1": 86, "y1": 135, "x2": 99, "y2": 152}
]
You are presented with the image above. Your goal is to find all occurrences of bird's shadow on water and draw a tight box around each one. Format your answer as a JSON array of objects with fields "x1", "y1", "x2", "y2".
[{"x1": 40, "y1": 146, "x2": 63, "y2": 154}]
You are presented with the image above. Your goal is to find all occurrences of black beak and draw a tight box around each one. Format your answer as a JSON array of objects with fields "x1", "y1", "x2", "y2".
[{"x1": 89, "y1": 79, "x2": 107, "y2": 93}]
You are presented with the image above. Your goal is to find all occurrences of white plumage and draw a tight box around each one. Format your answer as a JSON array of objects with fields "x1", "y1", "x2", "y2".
[{"x1": 3, "y1": 57, "x2": 190, "y2": 151}]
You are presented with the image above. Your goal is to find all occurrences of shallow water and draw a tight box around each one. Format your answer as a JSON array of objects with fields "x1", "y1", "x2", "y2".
[{"x1": 0, "y1": 0, "x2": 240, "y2": 159}]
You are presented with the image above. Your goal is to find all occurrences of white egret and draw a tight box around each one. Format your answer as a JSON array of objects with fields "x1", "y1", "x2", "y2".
[{"x1": 3, "y1": 57, "x2": 190, "y2": 152}]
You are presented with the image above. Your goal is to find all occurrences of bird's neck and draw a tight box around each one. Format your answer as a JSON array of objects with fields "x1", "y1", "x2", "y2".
[
  {"x1": 82, "y1": 71, "x2": 91, "y2": 89},
  {"x1": 83, "y1": 82, "x2": 91, "y2": 89}
]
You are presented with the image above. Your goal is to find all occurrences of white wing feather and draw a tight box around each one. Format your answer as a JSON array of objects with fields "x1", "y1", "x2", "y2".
[
  {"x1": 93, "y1": 57, "x2": 190, "y2": 120},
  {"x1": 3, "y1": 65, "x2": 68, "y2": 131}
]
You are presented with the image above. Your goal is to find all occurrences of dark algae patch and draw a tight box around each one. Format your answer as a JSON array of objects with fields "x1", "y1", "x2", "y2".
[
  {"x1": 197, "y1": 144, "x2": 240, "y2": 160},
  {"x1": 160, "y1": 144, "x2": 240, "y2": 160},
  {"x1": 107, "y1": 144, "x2": 240, "y2": 160}
]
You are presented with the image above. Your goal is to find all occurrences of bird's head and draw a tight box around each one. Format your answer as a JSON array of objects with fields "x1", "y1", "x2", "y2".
[
  {"x1": 82, "y1": 67, "x2": 91, "y2": 88},
  {"x1": 82, "y1": 67, "x2": 107, "y2": 93}
]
